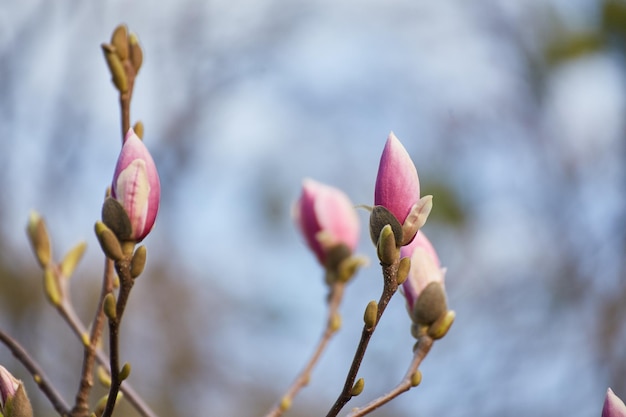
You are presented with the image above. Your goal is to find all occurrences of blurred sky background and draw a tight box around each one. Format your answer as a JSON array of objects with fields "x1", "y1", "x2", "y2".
[{"x1": 0, "y1": 0, "x2": 625, "y2": 416}]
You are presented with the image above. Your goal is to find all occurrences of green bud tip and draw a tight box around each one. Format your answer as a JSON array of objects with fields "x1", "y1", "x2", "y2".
[
  {"x1": 133, "y1": 121, "x2": 144, "y2": 139},
  {"x1": 396, "y1": 256, "x2": 411, "y2": 285},
  {"x1": 411, "y1": 370, "x2": 422, "y2": 387},
  {"x1": 111, "y1": 24, "x2": 129, "y2": 61},
  {"x1": 60, "y1": 241, "x2": 87, "y2": 280},
  {"x1": 129, "y1": 33, "x2": 143, "y2": 73},
  {"x1": 43, "y1": 267, "x2": 62, "y2": 307},
  {"x1": 427, "y1": 310, "x2": 456, "y2": 340},
  {"x1": 95, "y1": 221, "x2": 124, "y2": 262},
  {"x1": 103, "y1": 293, "x2": 117, "y2": 321},
  {"x1": 97, "y1": 366, "x2": 111, "y2": 388},
  {"x1": 81, "y1": 333, "x2": 90, "y2": 347},
  {"x1": 351, "y1": 378, "x2": 365, "y2": 396},
  {"x1": 329, "y1": 313, "x2": 342, "y2": 333},
  {"x1": 119, "y1": 363, "x2": 131, "y2": 381},
  {"x1": 377, "y1": 224, "x2": 399, "y2": 266},
  {"x1": 130, "y1": 245, "x2": 147, "y2": 278},
  {"x1": 279, "y1": 396, "x2": 291, "y2": 412},
  {"x1": 26, "y1": 211, "x2": 51, "y2": 268},
  {"x1": 363, "y1": 300, "x2": 378, "y2": 330}
]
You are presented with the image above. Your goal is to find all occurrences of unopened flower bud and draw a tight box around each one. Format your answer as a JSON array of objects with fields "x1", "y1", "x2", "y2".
[
  {"x1": 110, "y1": 128, "x2": 161, "y2": 242},
  {"x1": 400, "y1": 232, "x2": 447, "y2": 326},
  {"x1": 374, "y1": 132, "x2": 421, "y2": 244},
  {"x1": 0, "y1": 366, "x2": 32, "y2": 417},
  {"x1": 293, "y1": 179, "x2": 359, "y2": 269},
  {"x1": 603, "y1": 388, "x2": 626, "y2": 417}
]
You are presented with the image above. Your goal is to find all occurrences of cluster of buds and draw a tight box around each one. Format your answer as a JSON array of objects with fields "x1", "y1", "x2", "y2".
[
  {"x1": 293, "y1": 132, "x2": 453, "y2": 341},
  {"x1": 370, "y1": 133, "x2": 453, "y2": 339},
  {"x1": 101, "y1": 24, "x2": 143, "y2": 94}
]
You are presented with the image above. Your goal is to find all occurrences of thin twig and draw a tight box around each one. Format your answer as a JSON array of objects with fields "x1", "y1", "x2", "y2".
[
  {"x1": 0, "y1": 328, "x2": 71, "y2": 416},
  {"x1": 325, "y1": 259, "x2": 400, "y2": 417},
  {"x1": 70, "y1": 258, "x2": 115, "y2": 417},
  {"x1": 102, "y1": 256, "x2": 135, "y2": 417},
  {"x1": 347, "y1": 335, "x2": 434, "y2": 417},
  {"x1": 265, "y1": 283, "x2": 346, "y2": 417},
  {"x1": 56, "y1": 283, "x2": 158, "y2": 417}
]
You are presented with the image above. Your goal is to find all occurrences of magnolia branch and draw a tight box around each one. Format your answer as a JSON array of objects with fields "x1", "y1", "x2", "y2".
[
  {"x1": 102, "y1": 257, "x2": 135, "y2": 417},
  {"x1": 325, "y1": 260, "x2": 400, "y2": 417},
  {"x1": 347, "y1": 335, "x2": 434, "y2": 416},
  {"x1": 0, "y1": 329, "x2": 70, "y2": 416},
  {"x1": 70, "y1": 258, "x2": 115, "y2": 416}
]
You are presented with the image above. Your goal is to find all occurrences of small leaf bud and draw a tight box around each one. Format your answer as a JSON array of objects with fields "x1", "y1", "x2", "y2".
[
  {"x1": 101, "y1": 43, "x2": 128, "y2": 93},
  {"x1": 427, "y1": 310, "x2": 455, "y2": 340},
  {"x1": 129, "y1": 33, "x2": 143, "y2": 74},
  {"x1": 410, "y1": 370, "x2": 422, "y2": 387},
  {"x1": 363, "y1": 301, "x2": 378, "y2": 330},
  {"x1": 103, "y1": 293, "x2": 117, "y2": 321},
  {"x1": 397, "y1": 256, "x2": 411, "y2": 285},
  {"x1": 133, "y1": 121, "x2": 144, "y2": 140},
  {"x1": 351, "y1": 378, "x2": 365, "y2": 396},
  {"x1": 279, "y1": 396, "x2": 291, "y2": 412},
  {"x1": 329, "y1": 312, "x2": 342, "y2": 333},
  {"x1": 26, "y1": 211, "x2": 51, "y2": 268},
  {"x1": 130, "y1": 246, "x2": 147, "y2": 278},
  {"x1": 377, "y1": 224, "x2": 399, "y2": 266},
  {"x1": 119, "y1": 363, "x2": 131, "y2": 381},
  {"x1": 110, "y1": 24, "x2": 129, "y2": 61},
  {"x1": 97, "y1": 366, "x2": 111, "y2": 388},
  {"x1": 43, "y1": 267, "x2": 62, "y2": 307},
  {"x1": 336, "y1": 255, "x2": 367, "y2": 283},
  {"x1": 60, "y1": 241, "x2": 87, "y2": 280},
  {"x1": 95, "y1": 221, "x2": 124, "y2": 262}
]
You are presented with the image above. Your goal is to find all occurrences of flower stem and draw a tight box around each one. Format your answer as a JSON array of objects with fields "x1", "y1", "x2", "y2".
[
  {"x1": 325, "y1": 259, "x2": 399, "y2": 417},
  {"x1": 347, "y1": 335, "x2": 433, "y2": 417},
  {"x1": 102, "y1": 256, "x2": 135, "y2": 417}
]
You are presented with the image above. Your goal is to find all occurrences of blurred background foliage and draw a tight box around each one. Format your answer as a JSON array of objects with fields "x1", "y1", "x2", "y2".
[{"x1": 0, "y1": 0, "x2": 625, "y2": 416}]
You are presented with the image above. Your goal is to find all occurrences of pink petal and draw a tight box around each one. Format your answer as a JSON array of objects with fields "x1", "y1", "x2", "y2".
[{"x1": 374, "y1": 132, "x2": 420, "y2": 224}]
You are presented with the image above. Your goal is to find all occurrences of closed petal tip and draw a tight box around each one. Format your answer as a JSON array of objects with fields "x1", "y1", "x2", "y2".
[{"x1": 374, "y1": 132, "x2": 420, "y2": 224}]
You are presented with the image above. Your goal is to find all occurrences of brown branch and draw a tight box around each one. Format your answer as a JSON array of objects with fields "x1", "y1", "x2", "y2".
[
  {"x1": 347, "y1": 335, "x2": 434, "y2": 417},
  {"x1": 70, "y1": 258, "x2": 115, "y2": 417},
  {"x1": 56, "y1": 276, "x2": 157, "y2": 417},
  {"x1": 325, "y1": 259, "x2": 400, "y2": 417},
  {"x1": 0, "y1": 328, "x2": 71, "y2": 416},
  {"x1": 265, "y1": 283, "x2": 346, "y2": 417},
  {"x1": 102, "y1": 256, "x2": 135, "y2": 417}
]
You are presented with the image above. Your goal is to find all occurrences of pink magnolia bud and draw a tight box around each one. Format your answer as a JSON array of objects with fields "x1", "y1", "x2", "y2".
[
  {"x1": 111, "y1": 128, "x2": 161, "y2": 242},
  {"x1": 294, "y1": 179, "x2": 359, "y2": 266},
  {"x1": 400, "y1": 231, "x2": 445, "y2": 312},
  {"x1": 603, "y1": 388, "x2": 626, "y2": 417},
  {"x1": 374, "y1": 132, "x2": 420, "y2": 225},
  {"x1": 0, "y1": 366, "x2": 18, "y2": 410}
]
